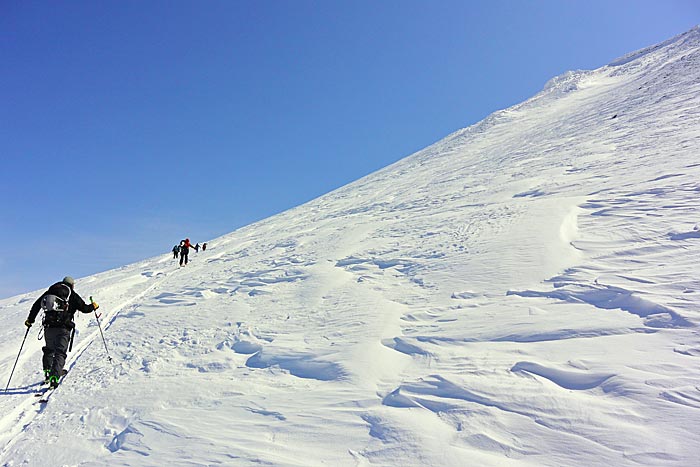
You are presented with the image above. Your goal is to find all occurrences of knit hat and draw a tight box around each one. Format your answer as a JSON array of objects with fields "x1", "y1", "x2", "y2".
[{"x1": 62, "y1": 276, "x2": 75, "y2": 287}]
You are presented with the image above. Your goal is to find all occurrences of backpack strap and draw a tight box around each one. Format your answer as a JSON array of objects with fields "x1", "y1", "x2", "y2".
[{"x1": 62, "y1": 283, "x2": 72, "y2": 305}]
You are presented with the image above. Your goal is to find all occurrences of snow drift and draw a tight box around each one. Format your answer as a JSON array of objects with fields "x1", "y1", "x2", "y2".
[{"x1": 1, "y1": 26, "x2": 700, "y2": 466}]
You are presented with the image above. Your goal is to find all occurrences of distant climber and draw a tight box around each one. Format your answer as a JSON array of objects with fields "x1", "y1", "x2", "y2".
[
  {"x1": 179, "y1": 238, "x2": 194, "y2": 267},
  {"x1": 24, "y1": 276, "x2": 99, "y2": 388},
  {"x1": 194, "y1": 243, "x2": 200, "y2": 252},
  {"x1": 202, "y1": 243, "x2": 207, "y2": 251},
  {"x1": 172, "y1": 244, "x2": 180, "y2": 259}
]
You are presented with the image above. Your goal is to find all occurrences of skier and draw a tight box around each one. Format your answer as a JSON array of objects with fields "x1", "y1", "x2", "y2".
[
  {"x1": 24, "y1": 276, "x2": 99, "y2": 388},
  {"x1": 172, "y1": 244, "x2": 179, "y2": 259},
  {"x1": 179, "y1": 238, "x2": 193, "y2": 267}
]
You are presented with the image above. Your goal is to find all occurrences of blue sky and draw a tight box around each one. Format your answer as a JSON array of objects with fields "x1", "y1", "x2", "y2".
[{"x1": 1, "y1": 1, "x2": 698, "y2": 298}]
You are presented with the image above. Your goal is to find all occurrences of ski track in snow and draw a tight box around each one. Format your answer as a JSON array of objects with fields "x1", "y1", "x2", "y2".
[
  {"x1": 0, "y1": 263, "x2": 177, "y2": 463},
  {"x1": 1, "y1": 26, "x2": 700, "y2": 467}
]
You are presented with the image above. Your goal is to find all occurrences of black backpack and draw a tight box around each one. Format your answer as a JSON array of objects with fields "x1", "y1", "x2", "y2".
[{"x1": 41, "y1": 283, "x2": 72, "y2": 327}]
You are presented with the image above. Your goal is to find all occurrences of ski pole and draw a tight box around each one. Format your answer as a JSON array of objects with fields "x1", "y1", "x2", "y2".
[
  {"x1": 68, "y1": 326, "x2": 76, "y2": 352},
  {"x1": 5, "y1": 326, "x2": 30, "y2": 392},
  {"x1": 90, "y1": 296, "x2": 113, "y2": 362}
]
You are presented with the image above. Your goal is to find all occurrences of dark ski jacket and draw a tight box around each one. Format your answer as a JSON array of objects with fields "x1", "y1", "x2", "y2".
[
  {"x1": 27, "y1": 282, "x2": 94, "y2": 329},
  {"x1": 180, "y1": 239, "x2": 192, "y2": 254}
]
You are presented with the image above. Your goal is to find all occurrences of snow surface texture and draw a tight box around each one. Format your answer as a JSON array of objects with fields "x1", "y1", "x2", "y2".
[{"x1": 2, "y1": 26, "x2": 700, "y2": 467}]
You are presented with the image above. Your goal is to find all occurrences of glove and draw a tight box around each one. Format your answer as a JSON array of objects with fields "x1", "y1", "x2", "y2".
[
  {"x1": 25, "y1": 319, "x2": 33, "y2": 328},
  {"x1": 92, "y1": 301, "x2": 99, "y2": 311}
]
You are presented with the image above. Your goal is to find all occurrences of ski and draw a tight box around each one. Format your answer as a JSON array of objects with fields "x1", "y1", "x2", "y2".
[
  {"x1": 34, "y1": 384, "x2": 51, "y2": 399},
  {"x1": 33, "y1": 369, "x2": 68, "y2": 401},
  {"x1": 37, "y1": 388, "x2": 56, "y2": 403}
]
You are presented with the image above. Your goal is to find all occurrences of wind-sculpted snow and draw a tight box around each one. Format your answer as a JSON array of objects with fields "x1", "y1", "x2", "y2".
[
  {"x1": 2, "y1": 27, "x2": 700, "y2": 466},
  {"x1": 245, "y1": 350, "x2": 345, "y2": 381},
  {"x1": 507, "y1": 283, "x2": 692, "y2": 328},
  {"x1": 510, "y1": 361, "x2": 614, "y2": 390},
  {"x1": 669, "y1": 227, "x2": 700, "y2": 241}
]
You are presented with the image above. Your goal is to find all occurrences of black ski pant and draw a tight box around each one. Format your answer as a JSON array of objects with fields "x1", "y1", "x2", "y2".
[
  {"x1": 42, "y1": 326, "x2": 71, "y2": 378},
  {"x1": 179, "y1": 248, "x2": 189, "y2": 266}
]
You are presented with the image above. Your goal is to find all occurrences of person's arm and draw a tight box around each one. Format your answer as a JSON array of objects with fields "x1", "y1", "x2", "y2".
[
  {"x1": 26, "y1": 294, "x2": 45, "y2": 325},
  {"x1": 72, "y1": 292, "x2": 98, "y2": 314}
]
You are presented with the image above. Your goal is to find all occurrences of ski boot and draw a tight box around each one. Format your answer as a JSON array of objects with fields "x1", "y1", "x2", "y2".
[{"x1": 49, "y1": 375, "x2": 60, "y2": 389}]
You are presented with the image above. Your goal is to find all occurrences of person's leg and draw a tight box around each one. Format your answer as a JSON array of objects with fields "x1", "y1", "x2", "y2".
[
  {"x1": 42, "y1": 327, "x2": 69, "y2": 385},
  {"x1": 41, "y1": 341, "x2": 52, "y2": 379},
  {"x1": 51, "y1": 330, "x2": 70, "y2": 375},
  {"x1": 43, "y1": 327, "x2": 60, "y2": 379}
]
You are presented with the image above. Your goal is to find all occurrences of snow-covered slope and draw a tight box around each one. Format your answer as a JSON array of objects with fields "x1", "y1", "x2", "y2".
[{"x1": 2, "y1": 26, "x2": 700, "y2": 466}]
